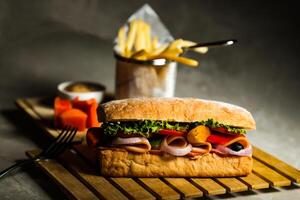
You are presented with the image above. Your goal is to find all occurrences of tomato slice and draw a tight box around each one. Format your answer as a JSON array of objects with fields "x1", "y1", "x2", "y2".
[{"x1": 158, "y1": 129, "x2": 185, "y2": 136}]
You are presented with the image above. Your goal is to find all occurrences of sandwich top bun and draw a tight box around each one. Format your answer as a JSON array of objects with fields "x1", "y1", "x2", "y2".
[{"x1": 99, "y1": 98, "x2": 256, "y2": 130}]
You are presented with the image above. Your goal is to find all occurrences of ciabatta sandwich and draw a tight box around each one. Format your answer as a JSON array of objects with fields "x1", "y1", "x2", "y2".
[{"x1": 86, "y1": 98, "x2": 255, "y2": 177}]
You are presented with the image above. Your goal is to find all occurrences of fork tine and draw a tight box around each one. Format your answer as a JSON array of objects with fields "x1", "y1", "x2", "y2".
[
  {"x1": 40, "y1": 126, "x2": 71, "y2": 157},
  {"x1": 68, "y1": 128, "x2": 78, "y2": 145},
  {"x1": 44, "y1": 126, "x2": 73, "y2": 157},
  {"x1": 48, "y1": 127, "x2": 77, "y2": 158}
]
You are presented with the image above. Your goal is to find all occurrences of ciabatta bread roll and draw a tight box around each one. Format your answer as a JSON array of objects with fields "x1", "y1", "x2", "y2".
[{"x1": 86, "y1": 97, "x2": 255, "y2": 177}]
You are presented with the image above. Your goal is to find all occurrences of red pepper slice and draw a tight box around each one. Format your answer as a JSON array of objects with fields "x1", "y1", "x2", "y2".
[
  {"x1": 158, "y1": 129, "x2": 185, "y2": 136},
  {"x1": 207, "y1": 133, "x2": 243, "y2": 145}
]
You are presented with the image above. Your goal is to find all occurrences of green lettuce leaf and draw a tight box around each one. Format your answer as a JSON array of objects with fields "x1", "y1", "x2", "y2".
[
  {"x1": 202, "y1": 119, "x2": 246, "y2": 134},
  {"x1": 101, "y1": 120, "x2": 188, "y2": 138},
  {"x1": 101, "y1": 119, "x2": 246, "y2": 138}
]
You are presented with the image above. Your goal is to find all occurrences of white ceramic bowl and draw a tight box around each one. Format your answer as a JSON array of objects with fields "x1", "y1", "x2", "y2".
[{"x1": 57, "y1": 81, "x2": 105, "y2": 103}]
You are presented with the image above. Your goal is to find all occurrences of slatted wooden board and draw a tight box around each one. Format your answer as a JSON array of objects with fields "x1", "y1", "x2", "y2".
[{"x1": 16, "y1": 97, "x2": 300, "y2": 200}]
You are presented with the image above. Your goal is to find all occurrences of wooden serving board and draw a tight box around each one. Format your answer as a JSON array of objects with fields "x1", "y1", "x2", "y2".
[{"x1": 16, "y1": 97, "x2": 300, "y2": 200}]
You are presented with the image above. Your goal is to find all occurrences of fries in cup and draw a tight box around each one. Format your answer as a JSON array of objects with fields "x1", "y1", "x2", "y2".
[{"x1": 115, "y1": 19, "x2": 207, "y2": 67}]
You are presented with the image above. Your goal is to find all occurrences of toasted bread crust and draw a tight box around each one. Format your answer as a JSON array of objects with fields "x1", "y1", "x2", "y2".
[
  {"x1": 99, "y1": 98, "x2": 256, "y2": 130},
  {"x1": 98, "y1": 148, "x2": 253, "y2": 177}
]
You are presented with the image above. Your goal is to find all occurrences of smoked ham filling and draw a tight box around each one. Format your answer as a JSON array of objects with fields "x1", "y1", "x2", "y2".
[
  {"x1": 86, "y1": 119, "x2": 252, "y2": 158},
  {"x1": 112, "y1": 137, "x2": 151, "y2": 153},
  {"x1": 160, "y1": 136, "x2": 192, "y2": 156}
]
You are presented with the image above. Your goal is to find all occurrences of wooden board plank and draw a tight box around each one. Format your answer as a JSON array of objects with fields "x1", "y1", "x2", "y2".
[
  {"x1": 25, "y1": 98, "x2": 54, "y2": 120},
  {"x1": 111, "y1": 178, "x2": 155, "y2": 200},
  {"x1": 190, "y1": 178, "x2": 226, "y2": 195},
  {"x1": 16, "y1": 98, "x2": 58, "y2": 138},
  {"x1": 16, "y1": 98, "x2": 84, "y2": 141},
  {"x1": 238, "y1": 173, "x2": 269, "y2": 190},
  {"x1": 138, "y1": 178, "x2": 180, "y2": 200},
  {"x1": 26, "y1": 150, "x2": 99, "y2": 200},
  {"x1": 253, "y1": 158, "x2": 291, "y2": 187},
  {"x1": 163, "y1": 178, "x2": 203, "y2": 198},
  {"x1": 253, "y1": 146, "x2": 300, "y2": 183},
  {"x1": 59, "y1": 149, "x2": 128, "y2": 200},
  {"x1": 215, "y1": 178, "x2": 248, "y2": 193},
  {"x1": 73, "y1": 144, "x2": 98, "y2": 166},
  {"x1": 16, "y1": 99, "x2": 42, "y2": 121}
]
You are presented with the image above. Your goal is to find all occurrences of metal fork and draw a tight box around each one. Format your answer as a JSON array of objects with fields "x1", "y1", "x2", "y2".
[{"x1": 0, "y1": 126, "x2": 77, "y2": 179}]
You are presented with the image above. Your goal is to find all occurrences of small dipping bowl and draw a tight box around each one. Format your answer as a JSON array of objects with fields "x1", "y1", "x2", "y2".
[{"x1": 58, "y1": 81, "x2": 106, "y2": 103}]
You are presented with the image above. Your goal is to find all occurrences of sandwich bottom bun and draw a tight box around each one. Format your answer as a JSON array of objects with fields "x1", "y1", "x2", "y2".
[{"x1": 98, "y1": 148, "x2": 252, "y2": 177}]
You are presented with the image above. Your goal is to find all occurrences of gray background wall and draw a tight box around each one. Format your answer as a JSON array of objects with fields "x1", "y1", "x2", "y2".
[{"x1": 0, "y1": 1, "x2": 299, "y2": 199}]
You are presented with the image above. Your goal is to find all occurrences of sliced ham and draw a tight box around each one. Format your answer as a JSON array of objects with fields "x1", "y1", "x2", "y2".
[
  {"x1": 161, "y1": 135, "x2": 192, "y2": 156},
  {"x1": 192, "y1": 142, "x2": 211, "y2": 153},
  {"x1": 186, "y1": 142, "x2": 212, "y2": 158},
  {"x1": 112, "y1": 137, "x2": 151, "y2": 153}
]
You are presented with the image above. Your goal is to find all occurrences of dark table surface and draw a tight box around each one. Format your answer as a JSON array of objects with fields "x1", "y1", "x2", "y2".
[{"x1": 0, "y1": 1, "x2": 299, "y2": 199}]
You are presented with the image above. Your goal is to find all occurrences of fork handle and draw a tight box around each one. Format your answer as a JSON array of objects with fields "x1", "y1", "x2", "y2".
[
  {"x1": 187, "y1": 39, "x2": 237, "y2": 49},
  {"x1": 0, "y1": 158, "x2": 37, "y2": 179}
]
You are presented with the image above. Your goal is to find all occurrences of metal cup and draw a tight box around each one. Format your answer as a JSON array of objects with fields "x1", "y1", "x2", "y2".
[{"x1": 114, "y1": 54, "x2": 177, "y2": 99}]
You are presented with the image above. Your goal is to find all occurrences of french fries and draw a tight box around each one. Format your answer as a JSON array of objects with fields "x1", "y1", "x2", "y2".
[
  {"x1": 125, "y1": 20, "x2": 138, "y2": 57},
  {"x1": 162, "y1": 54, "x2": 199, "y2": 67},
  {"x1": 180, "y1": 40, "x2": 208, "y2": 54},
  {"x1": 116, "y1": 19, "x2": 208, "y2": 67},
  {"x1": 117, "y1": 26, "x2": 126, "y2": 56}
]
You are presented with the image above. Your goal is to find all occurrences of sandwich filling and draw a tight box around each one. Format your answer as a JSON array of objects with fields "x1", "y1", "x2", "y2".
[{"x1": 87, "y1": 118, "x2": 252, "y2": 158}]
